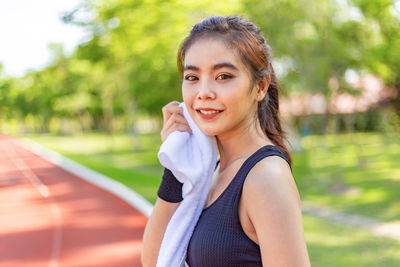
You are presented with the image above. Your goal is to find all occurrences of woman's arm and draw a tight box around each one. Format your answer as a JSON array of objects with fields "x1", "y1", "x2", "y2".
[
  {"x1": 141, "y1": 198, "x2": 180, "y2": 267},
  {"x1": 142, "y1": 101, "x2": 191, "y2": 266},
  {"x1": 243, "y1": 156, "x2": 310, "y2": 267}
]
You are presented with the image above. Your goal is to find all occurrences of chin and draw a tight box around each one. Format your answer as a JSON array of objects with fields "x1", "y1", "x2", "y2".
[
  {"x1": 203, "y1": 131, "x2": 218, "y2": 136},
  {"x1": 197, "y1": 126, "x2": 219, "y2": 136}
]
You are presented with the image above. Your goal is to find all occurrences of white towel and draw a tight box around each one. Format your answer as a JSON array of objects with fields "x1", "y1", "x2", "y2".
[{"x1": 156, "y1": 102, "x2": 218, "y2": 267}]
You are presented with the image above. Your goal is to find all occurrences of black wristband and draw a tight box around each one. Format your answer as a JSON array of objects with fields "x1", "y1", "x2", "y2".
[{"x1": 157, "y1": 168, "x2": 183, "y2": 203}]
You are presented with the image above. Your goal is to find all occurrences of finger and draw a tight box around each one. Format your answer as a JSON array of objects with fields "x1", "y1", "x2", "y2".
[
  {"x1": 168, "y1": 123, "x2": 193, "y2": 136},
  {"x1": 169, "y1": 113, "x2": 189, "y2": 126},
  {"x1": 160, "y1": 122, "x2": 192, "y2": 141},
  {"x1": 163, "y1": 112, "x2": 190, "y2": 133},
  {"x1": 162, "y1": 107, "x2": 184, "y2": 126},
  {"x1": 161, "y1": 102, "x2": 183, "y2": 125},
  {"x1": 160, "y1": 113, "x2": 191, "y2": 141},
  {"x1": 161, "y1": 123, "x2": 192, "y2": 142}
]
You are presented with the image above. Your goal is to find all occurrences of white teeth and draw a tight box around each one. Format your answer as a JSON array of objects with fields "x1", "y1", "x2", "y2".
[{"x1": 199, "y1": 110, "x2": 220, "y2": 115}]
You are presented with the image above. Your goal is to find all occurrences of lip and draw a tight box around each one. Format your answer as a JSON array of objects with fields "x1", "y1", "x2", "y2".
[
  {"x1": 195, "y1": 108, "x2": 223, "y2": 120},
  {"x1": 195, "y1": 107, "x2": 223, "y2": 111}
]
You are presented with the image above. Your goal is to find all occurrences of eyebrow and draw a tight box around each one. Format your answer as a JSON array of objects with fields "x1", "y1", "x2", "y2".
[
  {"x1": 183, "y1": 65, "x2": 200, "y2": 72},
  {"x1": 183, "y1": 62, "x2": 239, "y2": 72}
]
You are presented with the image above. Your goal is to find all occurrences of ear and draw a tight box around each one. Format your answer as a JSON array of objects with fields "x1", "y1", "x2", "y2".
[{"x1": 255, "y1": 74, "x2": 271, "y2": 102}]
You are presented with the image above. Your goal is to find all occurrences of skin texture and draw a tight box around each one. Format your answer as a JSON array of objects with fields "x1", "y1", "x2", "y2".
[
  {"x1": 141, "y1": 198, "x2": 180, "y2": 267},
  {"x1": 141, "y1": 38, "x2": 310, "y2": 266}
]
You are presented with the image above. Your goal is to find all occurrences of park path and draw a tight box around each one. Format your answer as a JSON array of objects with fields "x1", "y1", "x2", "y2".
[
  {"x1": 302, "y1": 202, "x2": 400, "y2": 241},
  {"x1": 0, "y1": 135, "x2": 147, "y2": 267}
]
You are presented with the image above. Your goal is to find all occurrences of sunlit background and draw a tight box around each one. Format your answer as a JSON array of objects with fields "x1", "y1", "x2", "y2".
[{"x1": 1, "y1": 0, "x2": 399, "y2": 266}]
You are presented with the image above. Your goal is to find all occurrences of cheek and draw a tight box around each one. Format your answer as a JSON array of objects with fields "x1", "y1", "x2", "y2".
[
  {"x1": 222, "y1": 88, "x2": 255, "y2": 118},
  {"x1": 182, "y1": 85, "x2": 196, "y2": 118},
  {"x1": 219, "y1": 87, "x2": 246, "y2": 109},
  {"x1": 182, "y1": 84, "x2": 193, "y2": 102}
]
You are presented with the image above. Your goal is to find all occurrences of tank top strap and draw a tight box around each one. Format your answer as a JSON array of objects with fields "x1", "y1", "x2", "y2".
[
  {"x1": 237, "y1": 145, "x2": 291, "y2": 180},
  {"x1": 228, "y1": 145, "x2": 292, "y2": 202}
]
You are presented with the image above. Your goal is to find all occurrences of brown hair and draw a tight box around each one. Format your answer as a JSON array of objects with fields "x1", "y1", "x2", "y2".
[{"x1": 177, "y1": 15, "x2": 292, "y2": 164}]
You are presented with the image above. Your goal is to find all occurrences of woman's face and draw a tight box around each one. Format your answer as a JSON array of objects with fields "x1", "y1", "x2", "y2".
[{"x1": 182, "y1": 38, "x2": 259, "y2": 137}]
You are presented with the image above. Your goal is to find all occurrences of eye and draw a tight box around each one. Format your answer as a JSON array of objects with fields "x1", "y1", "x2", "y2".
[
  {"x1": 185, "y1": 75, "x2": 198, "y2": 81},
  {"x1": 216, "y1": 73, "x2": 233, "y2": 80}
]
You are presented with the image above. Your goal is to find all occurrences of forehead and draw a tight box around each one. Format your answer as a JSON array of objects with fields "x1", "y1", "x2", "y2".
[{"x1": 184, "y1": 37, "x2": 246, "y2": 70}]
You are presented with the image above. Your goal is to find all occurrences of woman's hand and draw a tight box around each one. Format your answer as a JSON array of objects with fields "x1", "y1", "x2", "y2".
[
  {"x1": 161, "y1": 101, "x2": 192, "y2": 142},
  {"x1": 142, "y1": 102, "x2": 190, "y2": 266}
]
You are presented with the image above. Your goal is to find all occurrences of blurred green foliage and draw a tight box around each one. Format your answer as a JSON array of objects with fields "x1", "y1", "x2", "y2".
[{"x1": 1, "y1": 0, "x2": 399, "y2": 134}]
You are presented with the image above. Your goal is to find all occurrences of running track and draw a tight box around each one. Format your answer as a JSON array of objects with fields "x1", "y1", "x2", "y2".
[{"x1": 0, "y1": 135, "x2": 148, "y2": 267}]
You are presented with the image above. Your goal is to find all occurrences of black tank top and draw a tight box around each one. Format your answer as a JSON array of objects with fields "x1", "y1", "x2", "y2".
[{"x1": 186, "y1": 145, "x2": 292, "y2": 266}]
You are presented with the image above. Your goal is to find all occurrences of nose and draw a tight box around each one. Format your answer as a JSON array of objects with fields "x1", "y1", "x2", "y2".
[{"x1": 197, "y1": 79, "x2": 216, "y2": 100}]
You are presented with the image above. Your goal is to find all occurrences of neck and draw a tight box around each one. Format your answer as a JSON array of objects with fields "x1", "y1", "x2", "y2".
[{"x1": 216, "y1": 117, "x2": 273, "y2": 172}]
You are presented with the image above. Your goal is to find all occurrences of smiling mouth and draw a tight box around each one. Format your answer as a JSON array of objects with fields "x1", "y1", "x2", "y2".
[
  {"x1": 195, "y1": 108, "x2": 223, "y2": 119},
  {"x1": 198, "y1": 110, "x2": 222, "y2": 115}
]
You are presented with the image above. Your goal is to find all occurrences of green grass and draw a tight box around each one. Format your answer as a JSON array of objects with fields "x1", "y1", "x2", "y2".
[
  {"x1": 293, "y1": 132, "x2": 400, "y2": 222},
  {"x1": 303, "y1": 215, "x2": 399, "y2": 266},
  {"x1": 24, "y1": 131, "x2": 400, "y2": 222},
  {"x1": 62, "y1": 153, "x2": 162, "y2": 203},
  {"x1": 22, "y1": 131, "x2": 400, "y2": 266}
]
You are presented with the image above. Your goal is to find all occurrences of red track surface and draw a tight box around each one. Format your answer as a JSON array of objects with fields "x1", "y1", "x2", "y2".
[{"x1": 0, "y1": 135, "x2": 148, "y2": 267}]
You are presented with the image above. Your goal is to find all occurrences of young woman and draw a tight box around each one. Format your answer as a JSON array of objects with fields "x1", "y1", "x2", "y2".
[{"x1": 142, "y1": 15, "x2": 310, "y2": 266}]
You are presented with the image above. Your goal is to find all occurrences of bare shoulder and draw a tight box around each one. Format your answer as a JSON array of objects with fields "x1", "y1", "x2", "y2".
[
  {"x1": 241, "y1": 156, "x2": 310, "y2": 266},
  {"x1": 242, "y1": 155, "x2": 301, "y2": 213}
]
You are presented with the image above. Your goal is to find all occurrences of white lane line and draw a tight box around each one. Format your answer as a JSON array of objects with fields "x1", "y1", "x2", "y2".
[
  {"x1": 21, "y1": 138, "x2": 154, "y2": 218},
  {"x1": 13, "y1": 157, "x2": 50, "y2": 198},
  {"x1": 7, "y1": 142, "x2": 62, "y2": 267}
]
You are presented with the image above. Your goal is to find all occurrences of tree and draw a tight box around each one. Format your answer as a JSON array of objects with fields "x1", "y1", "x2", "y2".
[
  {"x1": 353, "y1": 0, "x2": 400, "y2": 112},
  {"x1": 243, "y1": 0, "x2": 393, "y2": 133}
]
